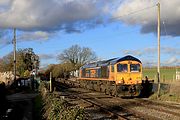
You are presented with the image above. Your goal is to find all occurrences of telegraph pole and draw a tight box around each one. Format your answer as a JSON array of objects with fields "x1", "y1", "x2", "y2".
[
  {"x1": 50, "y1": 72, "x2": 52, "y2": 92},
  {"x1": 157, "y1": 3, "x2": 161, "y2": 97},
  {"x1": 13, "y1": 28, "x2": 17, "y2": 83}
]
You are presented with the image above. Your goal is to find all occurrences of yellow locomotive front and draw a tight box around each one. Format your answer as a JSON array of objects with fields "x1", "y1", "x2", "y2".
[
  {"x1": 108, "y1": 56, "x2": 143, "y2": 96},
  {"x1": 110, "y1": 60, "x2": 142, "y2": 85}
]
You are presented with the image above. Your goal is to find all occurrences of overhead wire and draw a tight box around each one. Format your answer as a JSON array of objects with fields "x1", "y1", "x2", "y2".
[
  {"x1": 162, "y1": 21, "x2": 168, "y2": 37},
  {"x1": 110, "y1": 4, "x2": 157, "y2": 22}
]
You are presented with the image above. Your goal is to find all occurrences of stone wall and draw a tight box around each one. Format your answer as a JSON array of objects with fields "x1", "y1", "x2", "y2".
[{"x1": 0, "y1": 71, "x2": 14, "y2": 85}]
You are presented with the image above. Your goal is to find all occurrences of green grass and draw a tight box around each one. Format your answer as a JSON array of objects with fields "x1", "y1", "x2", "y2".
[{"x1": 143, "y1": 67, "x2": 180, "y2": 83}]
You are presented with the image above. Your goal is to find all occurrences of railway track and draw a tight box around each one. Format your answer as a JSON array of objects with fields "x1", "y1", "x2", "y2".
[
  {"x1": 54, "y1": 81, "x2": 144, "y2": 120},
  {"x1": 78, "y1": 93, "x2": 145, "y2": 120},
  {"x1": 53, "y1": 79, "x2": 180, "y2": 120}
]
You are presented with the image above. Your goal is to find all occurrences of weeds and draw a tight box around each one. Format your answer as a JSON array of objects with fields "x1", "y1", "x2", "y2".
[{"x1": 39, "y1": 81, "x2": 87, "y2": 120}]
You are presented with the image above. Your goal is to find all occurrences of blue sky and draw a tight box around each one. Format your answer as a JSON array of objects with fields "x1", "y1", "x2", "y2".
[{"x1": 0, "y1": 0, "x2": 179, "y2": 68}]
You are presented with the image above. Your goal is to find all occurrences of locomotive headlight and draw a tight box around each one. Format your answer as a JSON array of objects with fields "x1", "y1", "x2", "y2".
[{"x1": 119, "y1": 78, "x2": 124, "y2": 84}]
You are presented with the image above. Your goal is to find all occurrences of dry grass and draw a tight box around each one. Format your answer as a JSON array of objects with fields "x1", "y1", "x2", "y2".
[
  {"x1": 150, "y1": 81, "x2": 180, "y2": 103},
  {"x1": 169, "y1": 81, "x2": 180, "y2": 96},
  {"x1": 38, "y1": 81, "x2": 87, "y2": 120}
]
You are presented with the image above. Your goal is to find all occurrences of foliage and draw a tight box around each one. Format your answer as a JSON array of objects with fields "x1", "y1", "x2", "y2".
[
  {"x1": 0, "y1": 48, "x2": 39, "y2": 77},
  {"x1": 0, "y1": 52, "x2": 14, "y2": 72},
  {"x1": 58, "y1": 44, "x2": 97, "y2": 70},
  {"x1": 43, "y1": 64, "x2": 55, "y2": 77},
  {"x1": 39, "y1": 82, "x2": 87, "y2": 120},
  {"x1": 43, "y1": 63, "x2": 75, "y2": 79},
  {"x1": 52, "y1": 63, "x2": 74, "y2": 78},
  {"x1": 24, "y1": 70, "x2": 30, "y2": 77},
  {"x1": 43, "y1": 45, "x2": 97, "y2": 79}
]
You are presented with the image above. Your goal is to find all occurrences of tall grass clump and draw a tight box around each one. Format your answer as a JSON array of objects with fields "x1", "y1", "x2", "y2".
[{"x1": 39, "y1": 81, "x2": 87, "y2": 120}]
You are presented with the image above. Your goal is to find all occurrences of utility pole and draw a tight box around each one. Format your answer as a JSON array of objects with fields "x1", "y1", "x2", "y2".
[
  {"x1": 50, "y1": 72, "x2": 52, "y2": 92},
  {"x1": 13, "y1": 28, "x2": 17, "y2": 84},
  {"x1": 157, "y1": 3, "x2": 161, "y2": 98}
]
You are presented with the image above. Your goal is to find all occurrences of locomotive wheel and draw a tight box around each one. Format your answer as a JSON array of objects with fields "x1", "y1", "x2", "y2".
[
  {"x1": 91, "y1": 81, "x2": 94, "y2": 90},
  {"x1": 107, "y1": 89, "x2": 112, "y2": 96},
  {"x1": 112, "y1": 88, "x2": 117, "y2": 97},
  {"x1": 105, "y1": 89, "x2": 108, "y2": 95},
  {"x1": 128, "y1": 85, "x2": 142, "y2": 97},
  {"x1": 96, "y1": 81, "x2": 101, "y2": 91},
  {"x1": 135, "y1": 85, "x2": 142, "y2": 96},
  {"x1": 128, "y1": 85, "x2": 136, "y2": 96},
  {"x1": 100, "y1": 87, "x2": 102, "y2": 92}
]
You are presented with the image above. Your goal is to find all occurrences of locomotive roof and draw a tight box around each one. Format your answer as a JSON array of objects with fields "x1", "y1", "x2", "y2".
[{"x1": 81, "y1": 55, "x2": 141, "y2": 69}]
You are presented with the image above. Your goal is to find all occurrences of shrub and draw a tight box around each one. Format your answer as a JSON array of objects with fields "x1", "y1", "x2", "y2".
[{"x1": 39, "y1": 82, "x2": 87, "y2": 120}]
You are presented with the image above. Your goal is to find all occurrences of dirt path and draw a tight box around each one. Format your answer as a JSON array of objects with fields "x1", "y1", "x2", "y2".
[{"x1": 4, "y1": 93, "x2": 38, "y2": 120}]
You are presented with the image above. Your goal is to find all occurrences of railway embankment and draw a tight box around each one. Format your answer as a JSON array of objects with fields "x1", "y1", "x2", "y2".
[
  {"x1": 38, "y1": 81, "x2": 87, "y2": 120},
  {"x1": 53, "y1": 80, "x2": 180, "y2": 120}
]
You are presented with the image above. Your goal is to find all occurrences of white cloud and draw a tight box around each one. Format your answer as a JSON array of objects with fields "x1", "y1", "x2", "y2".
[
  {"x1": 0, "y1": 0, "x2": 104, "y2": 32},
  {"x1": 142, "y1": 59, "x2": 156, "y2": 67},
  {"x1": 0, "y1": 30, "x2": 54, "y2": 49},
  {"x1": 123, "y1": 49, "x2": 142, "y2": 56},
  {"x1": 122, "y1": 47, "x2": 157, "y2": 57},
  {"x1": 0, "y1": 0, "x2": 179, "y2": 41},
  {"x1": 0, "y1": 0, "x2": 11, "y2": 12},
  {"x1": 122, "y1": 46, "x2": 180, "y2": 66},
  {"x1": 163, "y1": 57, "x2": 180, "y2": 66},
  {"x1": 17, "y1": 31, "x2": 54, "y2": 42},
  {"x1": 162, "y1": 47, "x2": 180, "y2": 55},
  {"x1": 113, "y1": 0, "x2": 180, "y2": 36},
  {"x1": 39, "y1": 53, "x2": 56, "y2": 60}
]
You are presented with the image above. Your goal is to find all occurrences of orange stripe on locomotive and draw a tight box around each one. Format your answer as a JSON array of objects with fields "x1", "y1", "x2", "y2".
[{"x1": 79, "y1": 55, "x2": 142, "y2": 85}]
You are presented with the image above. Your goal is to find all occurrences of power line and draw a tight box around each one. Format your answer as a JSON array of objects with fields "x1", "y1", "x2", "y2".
[
  {"x1": 110, "y1": 4, "x2": 156, "y2": 22},
  {"x1": 162, "y1": 21, "x2": 168, "y2": 36}
]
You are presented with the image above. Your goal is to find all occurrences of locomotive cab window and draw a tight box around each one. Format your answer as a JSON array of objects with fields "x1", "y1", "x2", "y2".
[
  {"x1": 117, "y1": 64, "x2": 127, "y2": 72},
  {"x1": 111, "y1": 65, "x2": 114, "y2": 72},
  {"x1": 130, "y1": 64, "x2": 141, "y2": 72}
]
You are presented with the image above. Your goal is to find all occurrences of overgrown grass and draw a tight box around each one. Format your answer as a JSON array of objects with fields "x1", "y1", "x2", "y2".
[
  {"x1": 150, "y1": 93, "x2": 180, "y2": 103},
  {"x1": 39, "y1": 81, "x2": 87, "y2": 120}
]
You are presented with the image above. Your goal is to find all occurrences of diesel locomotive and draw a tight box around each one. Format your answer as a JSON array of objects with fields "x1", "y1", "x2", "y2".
[{"x1": 78, "y1": 55, "x2": 153, "y2": 96}]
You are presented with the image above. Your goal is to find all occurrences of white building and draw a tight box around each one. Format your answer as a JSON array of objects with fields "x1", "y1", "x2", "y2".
[{"x1": 176, "y1": 70, "x2": 180, "y2": 80}]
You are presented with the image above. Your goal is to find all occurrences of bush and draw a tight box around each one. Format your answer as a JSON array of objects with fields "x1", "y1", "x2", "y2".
[{"x1": 39, "y1": 82, "x2": 87, "y2": 120}]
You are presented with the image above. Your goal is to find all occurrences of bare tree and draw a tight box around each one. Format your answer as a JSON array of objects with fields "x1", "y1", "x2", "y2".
[{"x1": 58, "y1": 44, "x2": 97, "y2": 69}]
